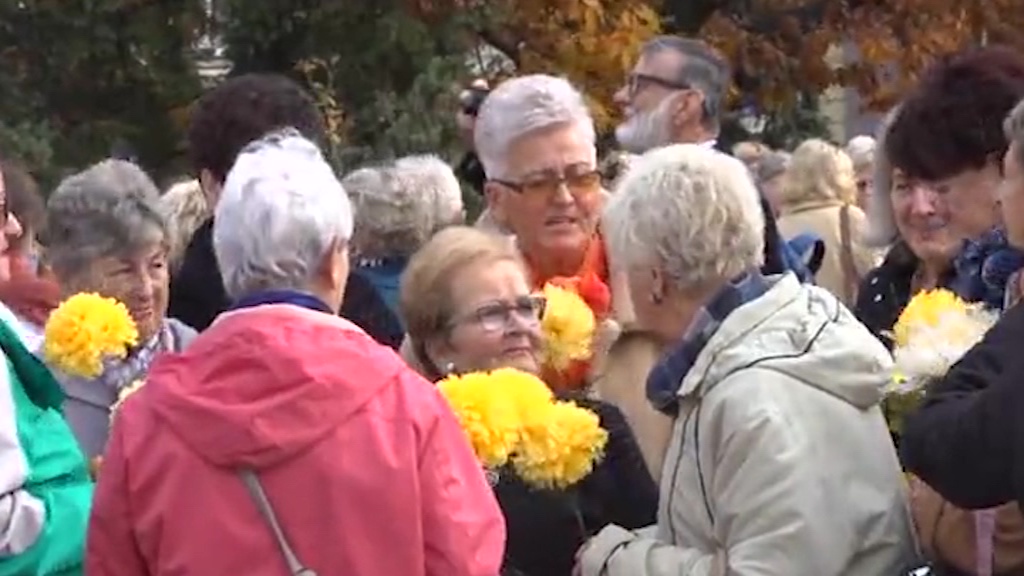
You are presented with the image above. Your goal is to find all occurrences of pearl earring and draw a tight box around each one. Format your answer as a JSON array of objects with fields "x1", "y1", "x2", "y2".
[{"x1": 442, "y1": 361, "x2": 456, "y2": 375}]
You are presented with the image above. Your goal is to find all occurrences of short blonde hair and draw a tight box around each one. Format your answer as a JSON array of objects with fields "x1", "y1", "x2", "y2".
[
  {"x1": 161, "y1": 179, "x2": 210, "y2": 271},
  {"x1": 781, "y1": 138, "x2": 857, "y2": 210},
  {"x1": 605, "y1": 144, "x2": 764, "y2": 292},
  {"x1": 400, "y1": 226, "x2": 521, "y2": 375}
]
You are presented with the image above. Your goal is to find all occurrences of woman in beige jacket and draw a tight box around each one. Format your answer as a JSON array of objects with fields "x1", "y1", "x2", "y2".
[
  {"x1": 777, "y1": 139, "x2": 879, "y2": 306},
  {"x1": 577, "y1": 143, "x2": 916, "y2": 576}
]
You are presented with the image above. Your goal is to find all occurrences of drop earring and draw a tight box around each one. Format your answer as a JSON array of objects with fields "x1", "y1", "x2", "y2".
[
  {"x1": 442, "y1": 361, "x2": 456, "y2": 375},
  {"x1": 650, "y1": 291, "x2": 664, "y2": 305}
]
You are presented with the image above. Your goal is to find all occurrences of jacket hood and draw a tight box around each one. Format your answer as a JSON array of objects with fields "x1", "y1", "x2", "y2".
[
  {"x1": 681, "y1": 275, "x2": 892, "y2": 409},
  {"x1": 147, "y1": 304, "x2": 403, "y2": 469}
]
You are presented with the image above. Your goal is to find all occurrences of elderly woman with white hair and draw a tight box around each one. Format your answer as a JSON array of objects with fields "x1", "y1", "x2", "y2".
[
  {"x1": 340, "y1": 154, "x2": 464, "y2": 348},
  {"x1": 45, "y1": 160, "x2": 197, "y2": 460},
  {"x1": 473, "y1": 74, "x2": 630, "y2": 392},
  {"x1": 85, "y1": 130, "x2": 505, "y2": 576},
  {"x1": 575, "y1": 144, "x2": 915, "y2": 576}
]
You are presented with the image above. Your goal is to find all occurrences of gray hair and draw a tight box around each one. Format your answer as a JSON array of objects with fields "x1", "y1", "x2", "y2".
[
  {"x1": 604, "y1": 144, "x2": 764, "y2": 292},
  {"x1": 865, "y1": 106, "x2": 902, "y2": 247},
  {"x1": 1004, "y1": 97, "x2": 1024, "y2": 172},
  {"x1": 214, "y1": 129, "x2": 353, "y2": 300},
  {"x1": 392, "y1": 154, "x2": 464, "y2": 234},
  {"x1": 344, "y1": 158, "x2": 456, "y2": 260},
  {"x1": 474, "y1": 74, "x2": 597, "y2": 180},
  {"x1": 642, "y1": 36, "x2": 730, "y2": 131},
  {"x1": 845, "y1": 135, "x2": 877, "y2": 172},
  {"x1": 46, "y1": 159, "x2": 170, "y2": 280}
]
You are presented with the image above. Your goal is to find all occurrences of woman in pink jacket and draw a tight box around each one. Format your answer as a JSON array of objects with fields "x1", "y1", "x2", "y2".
[{"x1": 85, "y1": 130, "x2": 506, "y2": 576}]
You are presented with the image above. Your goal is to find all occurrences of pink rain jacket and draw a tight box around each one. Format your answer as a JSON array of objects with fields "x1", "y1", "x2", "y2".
[{"x1": 86, "y1": 304, "x2": 505, "y2": 576}]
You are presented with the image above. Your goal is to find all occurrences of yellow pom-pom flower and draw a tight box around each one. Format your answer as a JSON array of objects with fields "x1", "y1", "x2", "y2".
[
  {"x1": 490, "y1": 367, "x2": 554, "y2": 417},
  {"x1": 437, "y1": 371, "x2": 522, "y2": 469},
  {"x1": 44, "y1": 293, "x2": 139, "y2": 379},
  {"x1": 438, "y1": 368, "x2": 608, "y2": 490},
  {"x1": 513, "y1": 400, "x2": 608, "y2": 489},
  {"x1": 540, "y1": 283, "x2": 596, "y2": 371}
]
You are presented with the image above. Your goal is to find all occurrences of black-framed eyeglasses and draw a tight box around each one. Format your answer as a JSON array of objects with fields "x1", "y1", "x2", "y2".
[
  {"x1": 450, "y1": 295, "x2": 547, "y2": 333},
  {"x1": 625, "y1": 73, "x2": 691, "y2": 98},
  {"x1": 490, "y1": 169, "x2": 602, "y2": 199}
]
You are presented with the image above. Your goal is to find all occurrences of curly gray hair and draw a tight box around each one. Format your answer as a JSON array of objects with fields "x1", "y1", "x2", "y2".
[{"x1": 346, "y1": 155, "x2": 463, "y2": 259}]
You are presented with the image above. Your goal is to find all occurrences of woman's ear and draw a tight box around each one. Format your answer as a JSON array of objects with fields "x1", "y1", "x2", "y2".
[{"x1": 423, "y1": 336, "x2": 454, "y2": 374}]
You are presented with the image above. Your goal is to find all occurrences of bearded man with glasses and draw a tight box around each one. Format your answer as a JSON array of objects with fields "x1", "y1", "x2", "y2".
[{"x1": 614, "y1": 35, "x2": 815, "y2": 282}]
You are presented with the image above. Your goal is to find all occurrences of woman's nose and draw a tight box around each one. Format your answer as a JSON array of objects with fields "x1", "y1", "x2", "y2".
[
  {"x1": 4, "y1": 212, "x2": 22, "y2": 240},
  {"x1": 908, "y1": 186, "x2": 938, "y2": 215}
]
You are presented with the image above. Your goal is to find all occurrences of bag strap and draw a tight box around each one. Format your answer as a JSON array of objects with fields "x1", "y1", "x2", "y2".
[
  {"x1": 239, "y1": 470, "x2": 318, "y2": 576},
  {"x1": 838, "y1": 204, "x2": 861, "y2": 303}
]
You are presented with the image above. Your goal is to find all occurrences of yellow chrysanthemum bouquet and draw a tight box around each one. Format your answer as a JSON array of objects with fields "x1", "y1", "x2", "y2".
[
  {"x1": 538, "y1": 283, "x2": 602, "y2": 392},
  {"x1": 438, "y1": 367, "x2": 608, "y2": 490},
  {"x1": 44, "y1": 293, "x2": 140, "y2": 477},
  {"x1": 886, "y1": 289, "x2": 998, "y2": 433},
  {"x1": 44, "y1": 292, "x2": 139, "y2": 379}
]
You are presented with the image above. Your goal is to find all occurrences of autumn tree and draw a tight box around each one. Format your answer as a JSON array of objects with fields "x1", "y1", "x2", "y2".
[
  {"x1": 667, "y1": 0, "x2": 1024, "y2": 112},
  {"x1": 410, "y1": 0, "x2": 662, "y2": 132}
]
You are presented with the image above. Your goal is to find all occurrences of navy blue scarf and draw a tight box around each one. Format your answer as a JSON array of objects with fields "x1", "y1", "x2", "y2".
[
  {"x1": 646, "y1": 270, "x2": 773, "y2": 415},
  {"x1": 229, "y1": 289, "x2": 333, "y2": 315},
  {"x1": 952, "y1": 228, "x2": 1024, "y2": 311}
]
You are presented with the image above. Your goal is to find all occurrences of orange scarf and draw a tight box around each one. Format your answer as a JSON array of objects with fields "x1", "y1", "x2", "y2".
[{"x1": 527, "y1": 235, "x2": 612, "y2": 391}]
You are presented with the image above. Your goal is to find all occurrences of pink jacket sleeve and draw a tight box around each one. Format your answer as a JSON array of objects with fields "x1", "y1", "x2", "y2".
[
  {"x1": 85, "y1": 415, "x2": 149, "y2": 576},
  {"x1": 417, "y1": 378, "x2": 506, "y2": 576}
]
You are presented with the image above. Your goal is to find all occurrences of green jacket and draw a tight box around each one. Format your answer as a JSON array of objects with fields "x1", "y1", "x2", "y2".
[{"x1": 0, "y1": 305, "x2": 93, "y2": 575}]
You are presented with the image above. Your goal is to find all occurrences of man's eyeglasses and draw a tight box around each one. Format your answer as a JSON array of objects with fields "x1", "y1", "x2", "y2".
[
  {"x1": 451, "y1": 295, "x2": 547, "y2": 333},
  {"x1": 490, "y1": 169, "x2": 601, "y2": 199},
  {"x1": 625, "y1": 73, "x2": 691, "y2": 98}
]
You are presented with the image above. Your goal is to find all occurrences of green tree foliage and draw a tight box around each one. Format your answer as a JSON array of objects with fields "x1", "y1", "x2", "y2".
[
  {"x1": 221, "y1": 0, "x2": 471, "y2": 170},
  {"x1": 0, "y1": 0, "x2": 206, "y2": 188}
]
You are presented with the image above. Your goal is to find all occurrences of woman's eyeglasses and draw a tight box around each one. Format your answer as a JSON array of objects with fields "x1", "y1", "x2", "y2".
[
  {"x1": 490, "y1": 169, "x2": 601, "y2": 200},
  {"x1": 452, "y1": 295, "x2": 547, "y2": 333}
]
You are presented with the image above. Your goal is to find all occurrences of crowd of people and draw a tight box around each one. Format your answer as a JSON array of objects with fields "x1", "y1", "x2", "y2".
[{"x1": 2, "y1": 32, "x2": 1024, "y2": 576}]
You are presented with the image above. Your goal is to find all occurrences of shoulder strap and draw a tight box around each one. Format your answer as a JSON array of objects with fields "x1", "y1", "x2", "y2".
[
  {"x1": 239, "y1": 470, "x2": 318, "y2": 576},
  {"x1": 838, "y1": 204, "x2": 861, "y2": 303}
]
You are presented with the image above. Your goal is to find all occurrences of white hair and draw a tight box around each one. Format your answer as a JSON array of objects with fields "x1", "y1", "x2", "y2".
[
  {"x1": 604, "y1": 144, "x2": 765, "y2": 291},
  {"x1": 845, "y1": 135, "x2": 877, "y2": 171},
  {"x1": 214, "y1": 129, "x2": 353, "y2": 299},
  {"x1": 392, "y1": 154, "x2": 464, "y2": 231},
  {"x1": 474, "y1": 74, "x2": 597, "y2": 180}
]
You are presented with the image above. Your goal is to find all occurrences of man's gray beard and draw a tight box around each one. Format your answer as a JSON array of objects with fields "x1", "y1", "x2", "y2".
[{"x1": 615, "y1": 109, "x2": 673, "y2": 154}]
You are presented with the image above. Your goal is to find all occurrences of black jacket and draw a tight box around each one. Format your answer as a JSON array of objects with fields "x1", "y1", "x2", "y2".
[
  {"x1": 168, "y1": 219, "x2": 405, "y2": 348},
  {"x1": 168, "y1": 219, "x2": 228, "y2": 331},
  {"x1": 498, "y1": 399, "x2": 657, "y2": 576},
  {"x1": 854, "y1": 242, "x2": 956, "y2": 349},
  {"x1": 900, "y1": 300, "x2": 1024, "y2": 513}
]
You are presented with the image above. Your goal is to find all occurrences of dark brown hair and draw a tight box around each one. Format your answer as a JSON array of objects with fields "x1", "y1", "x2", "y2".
[{"x1": 885, "y1": 46, "x2": 1024, "y2": 181}]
